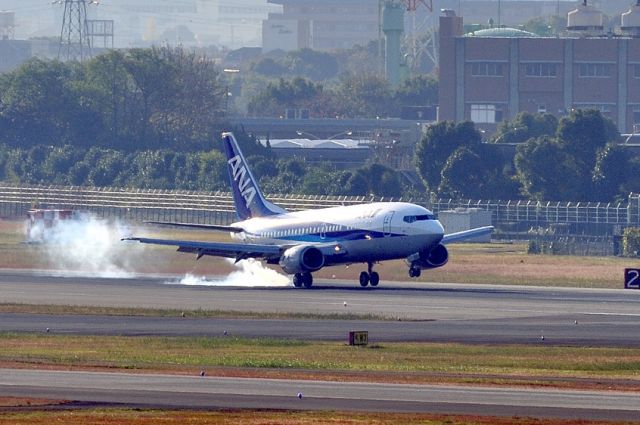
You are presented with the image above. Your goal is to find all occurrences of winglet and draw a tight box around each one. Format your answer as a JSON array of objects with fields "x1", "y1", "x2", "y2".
[{"x1": 221, "y1": 132, "x2": 286, "y2": 220}]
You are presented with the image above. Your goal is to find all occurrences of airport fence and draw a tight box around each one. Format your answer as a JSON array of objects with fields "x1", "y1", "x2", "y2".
[{"x1": 0, "y1": 184, "x2": 638, "y2": 235}]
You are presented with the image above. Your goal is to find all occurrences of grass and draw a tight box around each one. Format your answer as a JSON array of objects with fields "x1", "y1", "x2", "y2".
[
  {"x1": 0, "y1": 303, "x2": 392, "y2": 321},
  {"x1": 1, "y1": 409, "x2": 638, "y2": 425},
  {"x1": 3, "y1": 333, "x2": 640, "y2": 383},
  {"x1": 0, "y1": 219, "x2": 634, "y2": 288}
]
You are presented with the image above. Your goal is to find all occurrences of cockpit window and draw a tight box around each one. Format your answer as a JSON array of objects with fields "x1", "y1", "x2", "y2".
[{"x1": 403, "y1": 214, "x2": 434, "y2": 223}]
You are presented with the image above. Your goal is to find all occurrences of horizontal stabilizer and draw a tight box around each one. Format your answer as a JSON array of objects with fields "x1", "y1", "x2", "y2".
[
  {"x1": 441, "y1": 226, "x2": 494, "y2": 244},
  {"x1": 144, "y1": 221, "x2": 244, "y2": 233}
]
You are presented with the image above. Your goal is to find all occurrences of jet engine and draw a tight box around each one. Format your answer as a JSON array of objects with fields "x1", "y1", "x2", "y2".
[
  {"x1": 279, "y1": 245, "x2": 325, "y2": 274},
  {"x1": 415, "y1": 244, "x2": 449, "y2": 269}
]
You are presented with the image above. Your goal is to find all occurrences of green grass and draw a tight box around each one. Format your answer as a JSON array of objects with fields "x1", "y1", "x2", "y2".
[
  {"x1": 0, "y1": 303, "x2": 393, "y2": 321},
  {"x1": 3, "y1": 333, "x2": 640, "y2": 380}
]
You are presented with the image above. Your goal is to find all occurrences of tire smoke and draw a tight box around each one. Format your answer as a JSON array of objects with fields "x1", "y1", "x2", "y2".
[
  {"x1": 170, "y1": 258, "x2": 290, "y2": 287},
  {"x1": 30, "y1": 214, "x2": 139, "y2": 278}
]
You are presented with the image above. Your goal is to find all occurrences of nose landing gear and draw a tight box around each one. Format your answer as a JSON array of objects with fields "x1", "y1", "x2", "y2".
[{"x1": 359, "y1": 263, "x2": 380, "y2": 287}]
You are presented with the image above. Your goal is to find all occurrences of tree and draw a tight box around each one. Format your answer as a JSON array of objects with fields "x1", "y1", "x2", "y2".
[
  {"x1": 394, "y1": 74, "x2": 438, "y2": 106},
  {"x1": 492, "y1": 112, "x2": 557, "y2": 144},
  {"x1": 592, "y1": 144, "x2": 640, "y2": 201},
  {"x1": 284, "y1": 48, "x2": 339, "y2": 81},
  {"x1": 556, "y1": 109, "x2": 618, "y2": 172},
  {"x1": 514, "y1": 136, "x2": 585, "y2": 201},
  {"x1": 247, "y1": 77, "x2": 325, "y2": 117},
  {"x1": 333, "y1": 73, "x2": 395, "y2": 118},
  {"x1": 414, "y1": 120, "x2": 482, "y2": 194}
]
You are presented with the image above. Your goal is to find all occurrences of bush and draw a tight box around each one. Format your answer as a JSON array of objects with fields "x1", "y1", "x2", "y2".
[{"x1": 622, "y1": 227, "x2": 640, "y2": 257}]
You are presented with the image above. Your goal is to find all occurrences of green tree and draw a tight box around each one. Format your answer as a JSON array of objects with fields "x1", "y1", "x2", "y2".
[
  {"x1": 247, "y1": 77, "x2": 325, "y2": 117},
  {"x1": 556, "y1": 109, "x2": 618, "y2": 172},
  {"x1": 414, "y1": 120, "x2": 482, "y2": 194},
  {"x1": 492, "y1": 112, "x2": 557, "y2": 144},
  {"x1": 514, "y1": 136, "x2": 584, "y2": 201},
  {"x1": 284, "y1": 48, "x2": 339, "y2": 81},
  {"x1": 394, "y1": 74, "x2": 438, "y2": 106},
  {"x1": 333, "y1": 73, "x2": 394, "y2": 118}
]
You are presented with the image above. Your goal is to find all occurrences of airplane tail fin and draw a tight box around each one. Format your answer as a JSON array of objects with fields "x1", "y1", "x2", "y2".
[{"x1": 221, "y1": 132, "x2": 287, "y2": 220}]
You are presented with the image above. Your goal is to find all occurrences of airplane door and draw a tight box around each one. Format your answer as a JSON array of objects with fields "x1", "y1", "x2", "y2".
[{"x1": 383, "y1": 212, "x2": 394, "y2": 237}]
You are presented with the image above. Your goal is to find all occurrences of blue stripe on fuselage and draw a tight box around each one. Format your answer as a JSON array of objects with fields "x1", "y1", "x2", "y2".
[{"x1": 246, "y1": 229, "x2": 403, "y2": 243}]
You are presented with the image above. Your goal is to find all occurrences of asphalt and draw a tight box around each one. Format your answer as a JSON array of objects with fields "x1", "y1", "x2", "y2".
[
  {"x1": 1, "y1": 369, "x2": 640, "y2": 421},
  {"x1": 3, "y1": 270, "x2": 640, "y2": 419}
]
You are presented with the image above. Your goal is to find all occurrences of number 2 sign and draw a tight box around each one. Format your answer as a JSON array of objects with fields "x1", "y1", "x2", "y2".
[{"x1": 625, "y1": 268, "x2": 640, "y2": 289}]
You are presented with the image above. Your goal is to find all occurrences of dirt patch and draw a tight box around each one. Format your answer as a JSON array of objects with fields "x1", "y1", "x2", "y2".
[
  {"x1": 0, "y1": 397, "x2": 67, "y2": 408},
  {"x1": 0, "y1": 409, "x2": 636, "y2": 425}
]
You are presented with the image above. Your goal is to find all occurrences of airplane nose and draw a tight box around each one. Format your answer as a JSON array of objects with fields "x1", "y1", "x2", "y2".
[{"x1": 425, "y1": 220, "x2": 445, "y2": 240}]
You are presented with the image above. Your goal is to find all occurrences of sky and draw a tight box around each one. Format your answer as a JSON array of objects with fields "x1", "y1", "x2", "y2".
[{"x1": 2, "y1": 0, "x2": 281, "y2": 48}]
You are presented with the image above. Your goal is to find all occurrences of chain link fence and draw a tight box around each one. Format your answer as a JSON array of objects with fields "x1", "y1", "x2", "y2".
[{"x1": 1, "y1": 184, "x2": 639, "y2": 236}]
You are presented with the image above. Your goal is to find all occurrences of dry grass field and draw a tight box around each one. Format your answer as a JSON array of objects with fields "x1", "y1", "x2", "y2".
[{"x1": 1, "y1": 409, "x2": 637, "y2": 425}]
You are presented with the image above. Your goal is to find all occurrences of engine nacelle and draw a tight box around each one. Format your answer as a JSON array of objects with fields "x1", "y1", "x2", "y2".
[
  {"x1": 279, "y1": 245, "x2": 325, "y2": 274},
  {"x1": 415, "y1": 244, "x2": 449, "y2": 269}
]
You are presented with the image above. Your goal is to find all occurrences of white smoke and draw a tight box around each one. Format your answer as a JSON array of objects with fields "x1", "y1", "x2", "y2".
[
  {"x1": 33, "y1": 213, "x2": 137, "y2": 278},
  {"x1": 170, "y1": 258, "x2": 290, "y2": 287}
]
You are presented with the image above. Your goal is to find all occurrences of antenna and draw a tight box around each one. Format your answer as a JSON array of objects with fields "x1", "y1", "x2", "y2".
[{"x1": 57, "y1": 0, "x2": 94, "y2": 61}]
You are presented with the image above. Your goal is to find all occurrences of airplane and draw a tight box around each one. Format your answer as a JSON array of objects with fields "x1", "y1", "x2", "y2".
[{"x1": 123, "y1": 132, "x2": 493, "y2": 288}]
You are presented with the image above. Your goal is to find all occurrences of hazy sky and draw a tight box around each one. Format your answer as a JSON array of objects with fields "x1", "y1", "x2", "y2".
[{"x1": 3, "y1": 0, "x2": 281, "y2": 48}]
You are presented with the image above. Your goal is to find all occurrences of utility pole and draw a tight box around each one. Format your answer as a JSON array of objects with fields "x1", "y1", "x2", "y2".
[{"x1": 57, "y1": 0, "x2": 92, "y2": 61}]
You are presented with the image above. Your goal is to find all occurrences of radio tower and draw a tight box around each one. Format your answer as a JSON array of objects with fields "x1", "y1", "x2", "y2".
[{"x1": 58, "y1": 0, "x2": 92, "y2": 61}]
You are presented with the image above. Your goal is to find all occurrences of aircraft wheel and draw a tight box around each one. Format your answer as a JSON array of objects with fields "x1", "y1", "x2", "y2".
[
  {"x1": 359, "y1": 271, "x2": 370, "y2": 287},
  {"x1": 293, "y1": 273, "x2": 303, "y2": 288},
  {"x1": 302, "y1": 272, "x2": 313, "y2": 288},
  {"x1": 408, "y1": 267, "x2": 421, "y2": 278},
  {"x1": 369, "y1": 272, "x2": 380, "y2": 287}
]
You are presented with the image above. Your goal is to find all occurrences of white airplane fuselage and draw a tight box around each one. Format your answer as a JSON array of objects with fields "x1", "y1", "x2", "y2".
[{"x1": 231, "y1": 202, "x2": 445, "y2": 265}]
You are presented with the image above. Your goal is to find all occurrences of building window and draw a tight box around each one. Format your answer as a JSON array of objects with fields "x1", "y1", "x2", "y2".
[
  {"x1": 470, "y1": 104, "x2": 503, "y2": 123},
  {"x1": 525, "y1": 63, "x2": 557, "y2": 77},
  {"x1": 471, "y1": 62, "x2": 504, "y2": 77},
  {"x1": 578, "y1": 63, "x2": 612, "y2": 78},
  {"x1": 537, "y1": 104, "x2": 547, "y2": 114},
  {"x1": 634, "y1": 64, "x2": 640, "y2": 78}
]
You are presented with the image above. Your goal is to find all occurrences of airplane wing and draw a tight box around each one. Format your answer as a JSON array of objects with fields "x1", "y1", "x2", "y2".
[
  {"x1": 441, "y1": 226, "x2": 494, "y2": 244},
  {"x1": 145, "y1": 221, "x2": 244, "y2": 233},
  {"x1": 123, "y1": 237, "x2": 282, "y2": 262},
  {"x1": 122, "y1": 237, "x2": 349, "y2": 263}
]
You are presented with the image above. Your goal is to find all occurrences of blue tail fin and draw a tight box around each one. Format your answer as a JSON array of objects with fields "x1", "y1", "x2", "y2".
[{"x1": 221, "y1": 132, "x2": 287, "y2": 220}]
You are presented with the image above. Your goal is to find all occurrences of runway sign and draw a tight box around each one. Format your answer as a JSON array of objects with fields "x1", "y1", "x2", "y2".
[
  {"x1": 624, "y1": 268, "x2": 640, "y2": 289},
  {"x1": 348, "y1": 331, "x2": 368, "y2": 346}
]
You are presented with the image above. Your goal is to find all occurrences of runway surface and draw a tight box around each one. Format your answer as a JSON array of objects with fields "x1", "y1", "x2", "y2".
[
  {"x1": 2, "y1": 368, "x2": 640, "y2": 421},
  {"x1": 4, "y1": 270, "x2": 640, "y2": 419},
  {"x1": 2, "y1": 271, "x2": 640, "y2": 346}
]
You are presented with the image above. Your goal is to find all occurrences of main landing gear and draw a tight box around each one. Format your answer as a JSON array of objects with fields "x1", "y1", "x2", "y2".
[
  {"x1": 408, "y1": 265, "x2": 421, "y2": 278},
  {"x1": 359, "y1": 262, "x2": 379, "y2": 287},
  {"x1": 293, "y1": 272, "x2": 313, "y2": 288}
]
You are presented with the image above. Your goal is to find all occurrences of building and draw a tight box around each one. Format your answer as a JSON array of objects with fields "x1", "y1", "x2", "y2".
[
  {"x1": 438, "y1": 6, "x2": 640, "y2": 134},
  {"x1": 263, "y1": 0, "x2": 379, "y2": 52}
]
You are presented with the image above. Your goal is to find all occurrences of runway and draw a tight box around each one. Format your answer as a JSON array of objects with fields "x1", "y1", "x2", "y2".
[
  {"x1": 1, "y1": 368, "x2": 640, "y2": 421},
  {"x1": 3, "y1": 270, "x2": 640, "y2": 420},
  {"x1": 3, "y1": 271, "x2": 640, "y2": 346}
]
